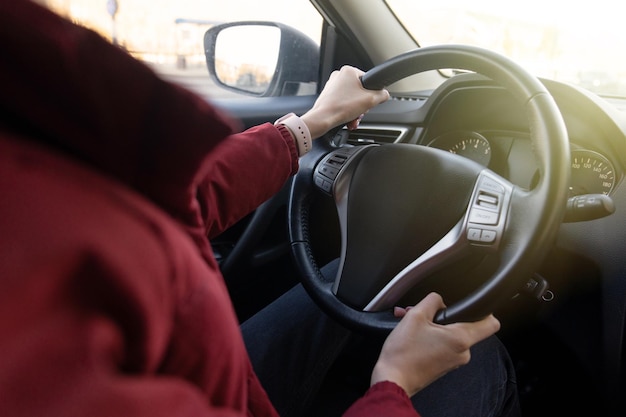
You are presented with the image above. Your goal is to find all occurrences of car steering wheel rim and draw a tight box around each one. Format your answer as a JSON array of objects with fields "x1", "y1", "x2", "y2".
[{"x1": 289, "y1": 45, "x2": 570, "y2": 334}]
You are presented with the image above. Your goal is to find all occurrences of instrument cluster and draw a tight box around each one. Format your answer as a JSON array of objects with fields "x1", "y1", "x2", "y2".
[{"x1": 427, "y1": 131, "x2": 617, "y2": 196}]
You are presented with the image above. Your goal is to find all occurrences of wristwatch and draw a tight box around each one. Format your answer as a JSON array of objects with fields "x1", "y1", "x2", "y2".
[{"x1": 274, "y1": 112, "x2": 312, "y2": 156}]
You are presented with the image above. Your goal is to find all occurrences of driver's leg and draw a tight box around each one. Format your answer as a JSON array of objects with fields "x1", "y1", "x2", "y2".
[
  {"x1": 409, "y1": 334, "x2": 521, "y2": 417},
  {"x1": 241, "y1": 283, "x2": 352, "y2": 417}
]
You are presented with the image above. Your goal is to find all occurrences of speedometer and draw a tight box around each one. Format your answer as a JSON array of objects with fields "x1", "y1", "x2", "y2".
[
  {"x1": 427, "y1": 131, "x2": 491, "y2": 166},
  {"x1": 569, "y1": 149, "x2": 616, "y2": 196}
]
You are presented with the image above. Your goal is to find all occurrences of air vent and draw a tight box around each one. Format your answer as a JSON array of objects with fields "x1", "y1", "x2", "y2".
[
  {"x1": 346, "y1": 126, "x2": 408, "y2": 146},
  {"x1": 391, "y1": 95, "x2": 427, "y2": 103}
]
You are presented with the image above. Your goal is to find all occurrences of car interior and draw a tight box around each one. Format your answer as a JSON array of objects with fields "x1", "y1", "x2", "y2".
[
  {"x1": 41, "y1": 0, "x2": 626, "y2": 415},
  {"x1": 203, "y1": 2, "x2": 626, "y2": 416}
]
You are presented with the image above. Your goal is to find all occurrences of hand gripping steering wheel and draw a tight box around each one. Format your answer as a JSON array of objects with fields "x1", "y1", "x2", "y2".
[{"x1": 289, "y1": 45, "x2": 570, "y2": 334}]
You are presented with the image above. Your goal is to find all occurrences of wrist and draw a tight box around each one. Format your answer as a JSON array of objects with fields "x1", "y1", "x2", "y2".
[
  {"x1": 371, "y1": 363, "x2": 413, "y2": 397},
  {"x1": 300, "y1": 111, "x2": 331, "y2": 140}
]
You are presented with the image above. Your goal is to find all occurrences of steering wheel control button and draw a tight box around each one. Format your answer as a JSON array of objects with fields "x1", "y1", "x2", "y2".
[
  {"x1": 467, "y1": 228, "x2": 497, "y2": 243},
  {"x1": 479, "y1": 176, "x2": 504, "y2": 195},
  {"x1": 315, "y1": 151, "x2": 349, "y2": 193},
  {"x1": 314, "y1": 175, "x2": 333, "y2": 193},
  {"x1": 467, "y1": 228, "x2": 482, "y2": 241},
  {"x1": 314, "y1": 146, "x2": 373, "y2": 194},
  {"x1": 319, "y1": 164, "x2": 340, "y2": 180},
  {"x1": 477, "y1": 192, "x2": 499, "y2": 208},
  {"x1": 469, "y1": 208, "x2": 499, "y2": 225},
  {"x1": 480, "y1": 229, "x2": 497, "y2": 243}
]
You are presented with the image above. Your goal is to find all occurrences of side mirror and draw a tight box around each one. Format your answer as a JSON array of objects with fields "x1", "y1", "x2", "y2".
[{"x1": 204, "y1": 21, "x2": 319, "y2": 97}]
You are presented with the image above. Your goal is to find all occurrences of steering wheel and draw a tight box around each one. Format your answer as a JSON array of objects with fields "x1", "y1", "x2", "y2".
[{"x1": 289, "y1": 45, "x2": 570, "y2": 334}]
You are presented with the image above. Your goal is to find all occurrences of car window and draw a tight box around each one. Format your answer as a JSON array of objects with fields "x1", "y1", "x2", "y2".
[
  {"x1": 42, "y1": 0, "x2": 323, "y2": 99},
  {"x1": 386, "y1": 0, "x2": 626, "y2": 97}
]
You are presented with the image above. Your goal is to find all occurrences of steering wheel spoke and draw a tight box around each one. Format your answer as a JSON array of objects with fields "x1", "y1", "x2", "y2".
[{"x1": 362, "y1": 169, "x2": 515, "y2": 311}]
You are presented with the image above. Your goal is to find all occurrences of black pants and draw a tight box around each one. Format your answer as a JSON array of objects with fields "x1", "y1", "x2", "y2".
[{"x1": 242, "y1": 275, "x2": 520, "y2": 417}]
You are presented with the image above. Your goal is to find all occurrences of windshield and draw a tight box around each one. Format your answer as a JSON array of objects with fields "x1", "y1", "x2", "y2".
[{"x1": 386, "y1": 0, "x2": 626, "y2": 97}]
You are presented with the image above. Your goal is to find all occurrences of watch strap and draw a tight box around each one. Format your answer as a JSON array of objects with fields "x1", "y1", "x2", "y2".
[{"x1": 274, "y1": 112, "x2": 311, "y2": 156}]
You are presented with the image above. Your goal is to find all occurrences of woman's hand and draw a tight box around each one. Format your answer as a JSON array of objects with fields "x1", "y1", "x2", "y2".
[
  {"x1": 371, "y1": 292, "x2": 501, "y2": 398},
  {"x1": 301, "y1": 66, "x2": 390, "y2": 139}
]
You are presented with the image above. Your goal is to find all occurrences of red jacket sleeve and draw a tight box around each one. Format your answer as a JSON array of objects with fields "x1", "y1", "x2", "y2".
[
  {"x1": 197, "y1": 123, "x2": 299, "y2": 238},
  {"x1": 343, "y1": 382, "x2": 421, "y2": 417}
]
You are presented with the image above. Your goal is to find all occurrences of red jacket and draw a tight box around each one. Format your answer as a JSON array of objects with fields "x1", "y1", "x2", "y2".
[{"x1": 0, "y1": 1, "x2": 417, "y2": 416}]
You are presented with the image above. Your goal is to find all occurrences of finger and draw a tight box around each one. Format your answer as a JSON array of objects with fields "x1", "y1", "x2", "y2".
[
  {"x1": 346, "y1": 114, "x2": 364, "y2": 130},
  {"x1": 393, "y1": 305, "x2": 415, "y2": 318},
  {"x1": 410, "y1": 292, "x2": 446, "y2": 319},
  {"x1": 453, "y1": 314, "x2": 501, "y2": 343},
  {"x1": 393, "y1": 306, "x2": 407, "y2": 318},
  {"x1": 473, "y1": 314, "x2": 501, "y2": 338},
  {"x1": 378, "y1": 88, "x2": 391, "y2": 103}
]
